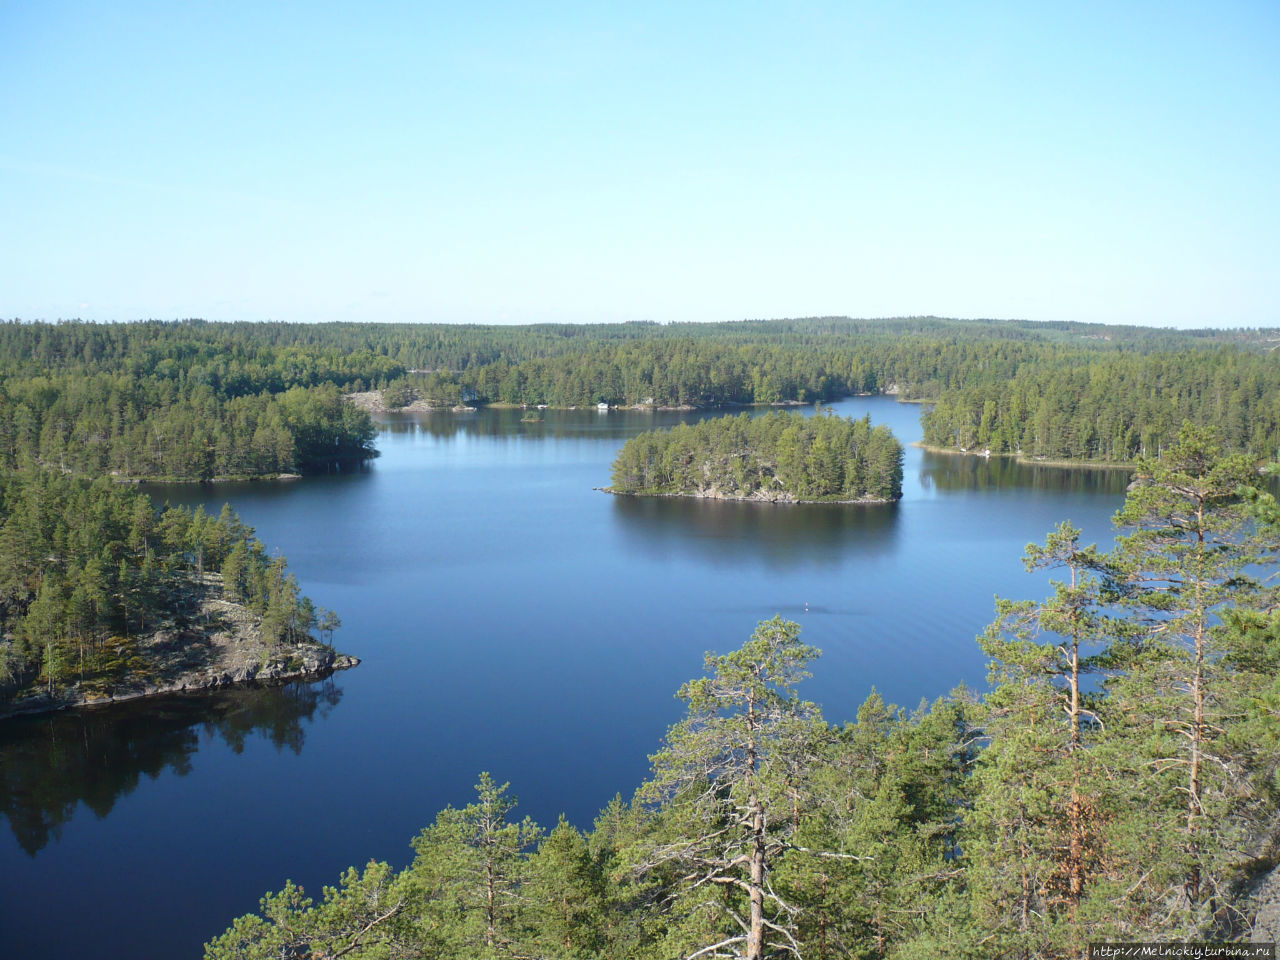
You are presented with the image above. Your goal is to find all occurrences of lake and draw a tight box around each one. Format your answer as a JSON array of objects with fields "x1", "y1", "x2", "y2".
[{"x1": 0, "y1": 396, "x2": 1133, "y2": 958}]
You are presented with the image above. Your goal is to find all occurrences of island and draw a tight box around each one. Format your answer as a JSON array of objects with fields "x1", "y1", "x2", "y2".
[
  {"x1": 607, "y1": 411, "x2": 904, "y2": 502},
  {"x1": 0, "y1": 471, "x2": 356, "y2": 719}
]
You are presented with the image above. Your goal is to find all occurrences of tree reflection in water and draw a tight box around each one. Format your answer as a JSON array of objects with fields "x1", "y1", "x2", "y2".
[
  {"x1": 0, "y1": 679, "x2": 342, "y2": 856},
  {"x1": 917, "y1": 451, "x2": 1134, "y2": 496},
  {"x1": 611, "y1": 494, "x2": 901, "y2": 569}
]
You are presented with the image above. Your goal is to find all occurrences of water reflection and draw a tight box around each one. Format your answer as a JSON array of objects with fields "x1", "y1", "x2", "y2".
[
  {"x1": 143, "y1": 464, "x2": 374, "y2": 513},
  {"x1": 611, "y1": 494, "x2": 901, "y2": 568},
  {"x1": 0, "y1": 680, "x2": 342, "y2": 856},
  {"x1": 380, "y1": 410, "x2": 516, "y2": 438},
  {"x1": 378, "y1": 405, "x2": 838, "y2": 441},
  {"x1": 917, "y1": 452, "x2": 1134, "y2": 496}
]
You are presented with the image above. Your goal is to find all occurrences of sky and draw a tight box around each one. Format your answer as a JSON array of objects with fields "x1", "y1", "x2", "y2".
[{"x1": 0, "y1": 1, "x2": 1276, "y2": 327}]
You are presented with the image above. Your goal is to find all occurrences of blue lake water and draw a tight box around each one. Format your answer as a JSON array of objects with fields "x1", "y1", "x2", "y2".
[{"x1": 0, "y1": 396, "x2": 1132, "y2": 958}]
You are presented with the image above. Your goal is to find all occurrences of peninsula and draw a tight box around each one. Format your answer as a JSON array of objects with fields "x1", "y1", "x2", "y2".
[{"x1": 0, "y1": 471, "x2": 355, "y2": 719}]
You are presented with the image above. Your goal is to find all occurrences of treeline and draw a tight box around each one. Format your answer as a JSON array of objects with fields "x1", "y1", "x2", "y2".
[
  {"x1": 379, "y1": 330, "x2": 1150, "y2": 409},
  {"x1": 0, "y1": 470, "x2": 320, "y2": 703},
  {"x1": 921, "y1": 346, "x2": 1280, "y2": 462},
  {"x1": 207, "y1": 423, "x2": 1280, "y2": 958},
  {"x1": 0, "y1": 379, "x2": 377, "y2": 480},
  {"x1": 610, "y1": 411, "x2": 904, "y2": 502},
  {"x1": 2, "y1": 316, "x2": 1239, "y2": 376},
  {"x1": 0, "y1": 321, "x2": 389, "y2": 480},
  {"x1": 7, "y1": 317, "x2": 1280, "y2": 473},
  {"x1": 0, "y1": 320, "x2": 406, "y2": 387}
]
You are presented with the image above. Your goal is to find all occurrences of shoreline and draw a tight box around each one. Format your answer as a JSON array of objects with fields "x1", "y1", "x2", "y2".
[
  {"x1": 0, "y1": 652, "x2": 360, "y2": 721},
  {"x1": 0, "y1": 574, "x2": 361, "y2": 722},
  {"x1": 108, "y1": 457, "x2": 375, "y2": 486},
  {"x1": 911, "y1": 441, "x2": 1137, "y2": 471},
  {"x1": 114, "y1": 471, "x2": 305, "y2": 485},
  {"x1": 599, "y1": 487, "x2": 896, "y2": 505},
  {"x1": 349, "y1": 389, "x2": 873, "y2": 416}
]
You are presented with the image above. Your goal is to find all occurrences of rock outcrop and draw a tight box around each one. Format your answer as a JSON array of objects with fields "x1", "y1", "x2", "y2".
[
  {"x1": 0, "y1": 576, "x2": 359, "y2": 720},
  {"x1": 344, "y1": 390, "x2": 438, "y2": 414}
]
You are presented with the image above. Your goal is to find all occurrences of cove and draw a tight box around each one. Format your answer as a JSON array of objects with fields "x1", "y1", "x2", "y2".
[{"x1": 0, "y1": 396, "x2": 1132, "y2": 959}]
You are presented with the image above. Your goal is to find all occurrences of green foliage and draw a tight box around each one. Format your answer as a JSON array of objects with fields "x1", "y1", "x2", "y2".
[
  {"x1": 965, "y1": 523, "x2": 1120, "y2": 955},
  {"x1": 381, "y1": 378, "x2": 417, "y2": 409},
  {"x1": 919, "y1": 346, "x2": 1280, "y2": 463},
  {"x1": 202, "y1": 622, "x2": 973, "y2": 959},
  {"x1": 525, "y1": 818, "x2": 609, "y2": 959},
  {"x1": 0, "y1": 321, "x2": 383, "y2": 480},
  {"x1": 1099, "y1": 423, "x2": 1275, "y2": 932},
  {"x1": 628, "y1": 617, "x2": 825, "y2": 959},
  {"x1": 407, "y1": 774, "x2": 544, "y2": 959},
  {"x1": 203, "y1": 863, "x2": 416, "y2": 960},
  {"x1": 610, "y1": 411, "x2": 904, "y2": 502},
  {"x1": 0, "y1": 469, "x2": 320, "y2": 705}
]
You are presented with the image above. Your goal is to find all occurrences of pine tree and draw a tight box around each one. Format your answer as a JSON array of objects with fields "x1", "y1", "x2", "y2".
[
  {"x1": 407, "y1": 773, "x2": 542, "y2": 959},
  {"x1": 202, "y1": 861, "x2": 413, "y2": 960},
  {"x1": 1105, "y1": 422, "x2": 1270, "y2": 932},
  {"x1": 628, "y1": 616, "x2": 826, "y2": 960},
  {"x1": 969, "y1": 521, "x2": 1119, "y2": 957},
  {"x1": 524, "y1": 816, "x2": 608, "y2": 959}
]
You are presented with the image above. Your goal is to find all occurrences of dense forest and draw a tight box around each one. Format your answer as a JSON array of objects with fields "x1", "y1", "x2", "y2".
[
  {"x1": 609, "y1": 411, "x2": 904, "y2": 502},
  {"x1": 0, "y1": 322, "x2": 386, "y2": 480},
  {"x1": 918, "y1": 347, "x2": 1280, "y2": 462},
  {"x1": 0, "y1": 470, "x2": 325, "y2": 706},
  {"x1": 204, "y1": 426, "x2": 1280, "y2": 959},
  {"x1": 3, "y1": 317, "x2": 1280, "y2": 477}
]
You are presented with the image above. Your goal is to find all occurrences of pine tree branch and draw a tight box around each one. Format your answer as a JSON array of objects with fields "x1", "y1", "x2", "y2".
[
  {"x1": 685, "y1": 934, "x2": 747, "y2": 959},
  {"x1": 319, "y1": 898, "x2": 405, "y2": 960}
]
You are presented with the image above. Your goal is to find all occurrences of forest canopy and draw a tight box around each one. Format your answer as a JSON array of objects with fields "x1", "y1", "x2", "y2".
[
  {"x1": 4, "y1": 317, "x2": 1280, "y2": 475},
  {"x1": 609, "y1": 411, "x2": 904, "y2": 502}
]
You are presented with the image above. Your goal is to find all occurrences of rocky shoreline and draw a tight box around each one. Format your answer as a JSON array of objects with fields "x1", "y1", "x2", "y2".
[
  {"x1": 910, "y1": 440, "x2": 1138, "y2": 471},
  {"x1": 345, "y1": 390, "x2": 442, "y2": 414},
  {"x1": 347, "y1": 389, "x2": 838, "y2": 416},
  {"x1": 0, "y1": 575, "x2": 360, "y2": 721},
  {"x1": 0, "y1": 649, "x2": 359, "y2": 720},
  {"x1": 601, "y1": 486, "x2": 894, "y2": 505}
]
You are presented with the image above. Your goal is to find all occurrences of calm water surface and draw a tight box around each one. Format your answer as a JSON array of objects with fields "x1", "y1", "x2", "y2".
[{"x1": 0, "y1": 397, "x2": 1132, "y2": 958}]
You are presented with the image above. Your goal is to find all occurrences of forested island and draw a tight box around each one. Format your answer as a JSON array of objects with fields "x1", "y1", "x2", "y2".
[
  {"x1": 204, "y1": 425, "x2": 1280, "y2": 958},
  {"x1": 609, "y1": 411, "x2": 904, "y2": 502},
  {"x1": 0, "y1": 470, "x2": 352, "y2": 717}
]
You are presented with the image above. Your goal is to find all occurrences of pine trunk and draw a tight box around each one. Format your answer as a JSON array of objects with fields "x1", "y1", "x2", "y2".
[{"x1": 748, "y1": 797, "x2": 765, "y2": 960}]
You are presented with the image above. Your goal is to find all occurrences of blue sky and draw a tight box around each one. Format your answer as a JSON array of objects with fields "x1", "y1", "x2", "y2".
[{"x1": 1, "y1": 1, "x2": 1276, "y2": 327}]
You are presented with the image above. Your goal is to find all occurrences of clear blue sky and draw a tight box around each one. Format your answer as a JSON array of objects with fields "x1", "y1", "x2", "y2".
[{"x1": 1, "y1": 1, "x2": 1276, "y2": 327}]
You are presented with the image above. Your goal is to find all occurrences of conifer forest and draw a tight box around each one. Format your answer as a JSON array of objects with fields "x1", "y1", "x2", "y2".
[{"x1": 2, "y1": 318, "x2": 1280, "y2": 958}]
